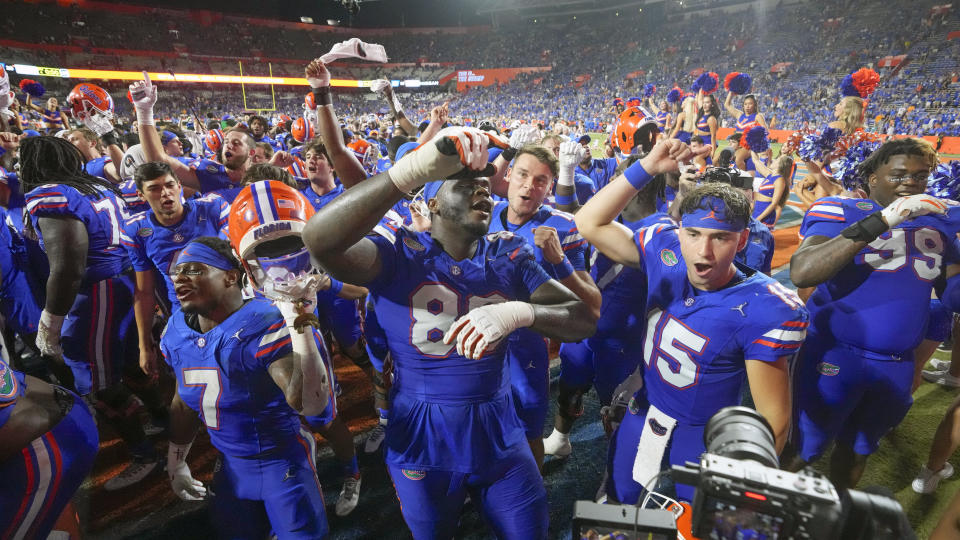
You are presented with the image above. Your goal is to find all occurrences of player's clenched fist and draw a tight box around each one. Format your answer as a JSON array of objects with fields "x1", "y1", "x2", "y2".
[
  {"x1": 443, "y1": 301, "x2": 536, "y2": 360},
  {"x1": 387, "y1": 126, "x2": 506, "y2": 194}
]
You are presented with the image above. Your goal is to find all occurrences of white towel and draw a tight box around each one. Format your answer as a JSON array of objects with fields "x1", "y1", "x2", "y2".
[
  {"x1": 632, "y1": 403, "x2": 678, "y2": 492},
  {"x1": 320, "y1": 38, "x2": 388, "y2": 64}
]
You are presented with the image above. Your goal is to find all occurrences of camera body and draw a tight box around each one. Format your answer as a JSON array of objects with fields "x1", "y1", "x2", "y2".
[
  {"x1": 673, "y1": 454, "x2": 843, "y2": 539},
  {"x1": 699, "y1": 166, "x2": 753, "y2": 190}
]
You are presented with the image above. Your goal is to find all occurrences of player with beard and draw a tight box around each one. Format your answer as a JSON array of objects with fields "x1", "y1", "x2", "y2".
[
  {"x1": 130, "y1": 73, "x2": 294, "y2": 203},
  {"x1": 487, "y1": 143, "x2": 601, "y2": 468},
  {"x1": 303, "y1": 126, "x2": 596, "y2": 538}
]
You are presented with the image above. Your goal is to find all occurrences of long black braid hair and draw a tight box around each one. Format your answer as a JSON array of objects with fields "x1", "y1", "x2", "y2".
[{"x1": 18, "y1": 136, "x2": 125, "y2": 200}]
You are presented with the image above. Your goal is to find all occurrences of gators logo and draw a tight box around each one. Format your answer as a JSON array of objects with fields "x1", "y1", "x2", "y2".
[
  {"x1": 817, "y1": 362, "x2": 840, "y2": 376},
  {"x1": 402, "y1": 237, "x2": 425, "y2": 252},
  {"x1": 401, "y1": 469, "x2": 426, "y2": 481},
  {"x1": 0, "y1": 362, "x2": 17, "y2": 398},
  {"x1": 648, "y1": 417, "x2": 668, "y2": 436},
  {"x1": 660, "y1": 249, "x2": 679, "y2": 267},
  {"x1": 855, "y1": 201, "x2": 875, "y2": 211},
  {"x1": 628, "y1": 396, "x2": 640, "y2": 415},
  {"x1": 138, "y1": 227, "x2": 153, "y2": 237},
  {"x1": 485, "y1": 231, "x2": 515, "y2": 242}
]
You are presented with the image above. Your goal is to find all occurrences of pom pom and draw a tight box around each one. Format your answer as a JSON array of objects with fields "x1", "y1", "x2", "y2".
[
  {"x1": 643, "y1": 83, "x2": 656, "y2": 98},
  {"x1": 627, "y1": 96, "x2": 642, "y2": 105},
  {"x1": 724, "y1": 72, "x2": 752, "y2": 95},
  {"x1": 666, "y1": 87, "x2": 683, "y2": 104},
  {"x1": 841, "y1": 68, "x2": 880, "y2": 98},
  {"x1": 927, "y1": 161, "x2": 960, "y2": 201},
  {"x1": 831, "y1": 140, "x2": 881, "y2": 191},
  {"x1": 693, "y1": 72, "x2": 719, "y2": 94},
  {"x1": 18, "y1": 79, "x2": 45, "y2": 98},
  {"x1": 613, "y1": 97, "x2": 624, "y2": 105},
  {"x1": 745, "y1": 126, "x2": 769, "y2": 153},
  {"x1": 797, "y1": 127, "x2": 843, "y2": 162},
  {"x1": 850, "y1": 68, "x2": 880, "y2": 98},
  {"x1": 782, "y1": 129, "x2": 809, "y2": 156}
]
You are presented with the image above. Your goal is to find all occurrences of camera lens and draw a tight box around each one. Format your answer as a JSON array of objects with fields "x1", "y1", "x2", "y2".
[{"x1": 703, "y1": 406, "x2": 779, "y2": 468}]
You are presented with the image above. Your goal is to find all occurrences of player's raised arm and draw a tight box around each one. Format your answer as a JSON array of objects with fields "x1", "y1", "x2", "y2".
[
  {"x1": 303, "y1": 126, "x2": 500, "y2": 283},
  {"x1": 576, "y1": 138, "x2": 699, "y2": 267},
  {"x1": 305, "y1": 59, "x2": 367, "y2": 188},
  {"x1": 724, "y1": 91, "x2": 742, "y2": 119},
  {"x1": 129, "y1": 72, "x2": 200, "y2": 190}
]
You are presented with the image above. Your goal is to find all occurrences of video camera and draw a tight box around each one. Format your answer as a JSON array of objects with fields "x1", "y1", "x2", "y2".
[
  {"x1": 672, "y1": 407, "x2": 914, "y2": 540},
  {"x1": 573, "y1": 406, "x2": 913, "y2": 540}
]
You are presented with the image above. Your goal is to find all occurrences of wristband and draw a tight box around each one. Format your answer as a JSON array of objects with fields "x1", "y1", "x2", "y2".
[
  {"x1": 135, "y1": 108, "x2": 155, "y2": 127},
  {"x1": 554, "y1": 194, "x2": 575, "y2": 206},
  {"x1": 100, "y1": 131, "x2": 120, "y2": 147},
  {"x1": 840, "y1": 211, "x2": 889, "y2": 243},
  {"x1": 500, "y1": 147, "x2": 518, "y2": 162},
  {"x1": 623, "y1": 161, "x2": 654, "y2": 191},
  {"x1": 40, "y1": 309, "x2": 65, "y2": 335},
  {"x1": 312, "y1": 86, "x2": 332, "y2": 107},
  {"x1": 548, "y1": 257, "x2": 575, "y2": 280},
  {"x1": 328, "y1": 277, "x2": 344, "y2": 296}
]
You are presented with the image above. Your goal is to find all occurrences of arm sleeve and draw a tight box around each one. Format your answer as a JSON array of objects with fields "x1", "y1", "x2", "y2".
[
  {"x1": 254, "y1": 316, "x2": 294, "y2": 368},
  {"x1": 560, "y1": 223, "x2": 588, "y2": 271},
  {"x1": 798, "y1": 198, "x2": 850, "y2": 240}
]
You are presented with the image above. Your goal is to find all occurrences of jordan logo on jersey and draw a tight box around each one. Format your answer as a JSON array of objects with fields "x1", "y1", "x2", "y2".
[
  {"x1": 231, "y1": 329, "x2": 243, "y2": 341},
  {"x1": 731, "y1": 302, "x2": 747, "y2": 317}
]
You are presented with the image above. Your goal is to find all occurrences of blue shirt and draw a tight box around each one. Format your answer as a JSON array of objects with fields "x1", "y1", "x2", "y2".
[
  {"x1": 191, "y1": 159, "x2": 243, "y2": 202},
  {"x1": 366, "y1": 227, "x2": 551, "y2": 472},
  {"x1": 25, "y1": 183, "x2": 130, "y2": 283},
  {"x1": 580, "y1": 157, "x2": 619, "y2": 191},
  {"x1": 633, "y1": 222, "x2": 808, "y2": 424},
  {"x1": 162, "y1": 299, "x2": 323, "y2": 457},
  {"x1": 736, "y1": 217, "x2": 775, "y2": 274},
  {"x1": 121, "y1": 195, "x2": 230, "y2": 305},
  {"x1": 800, "y1": 197, "x2": 960, "y2": 353}
]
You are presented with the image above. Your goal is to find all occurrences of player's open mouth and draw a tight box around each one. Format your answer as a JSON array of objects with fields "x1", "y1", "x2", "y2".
[
  {"x1": 223, "y1": 151, "x2": 233, "y2": 159},
  {"x1": 175, "y1": 286, "x2": 195, "y2": 300},
  {"x1": 694, "y1": 263, "x2": 712, "y2": 274},
  {"x1": 472, "y1": 199, "x2": 492, "y2": 215}
]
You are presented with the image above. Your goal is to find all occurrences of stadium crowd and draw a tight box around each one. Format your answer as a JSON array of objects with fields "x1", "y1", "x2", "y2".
[{"x1": 3, "y1": 0, "x2": 960, "y2": 538}]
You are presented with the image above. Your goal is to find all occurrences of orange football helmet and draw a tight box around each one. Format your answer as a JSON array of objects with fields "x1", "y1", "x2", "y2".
[
  {"x1": 613, "y1": 106, "x2": 660, "y2": 155},
  {"x1": 66, "y1": 83, "x2": 114, "y2": 134},
  {"x1": 228, "y1": 181, "x2": 318, "y2": 298},
  {"x1": 291, "y1": 117, "x2": 315, "y2": 144}
]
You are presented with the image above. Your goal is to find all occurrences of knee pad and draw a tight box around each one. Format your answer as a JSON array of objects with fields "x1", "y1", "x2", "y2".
[{"x1": 557, "y1": 383, "x2": 589, "y2": 421}]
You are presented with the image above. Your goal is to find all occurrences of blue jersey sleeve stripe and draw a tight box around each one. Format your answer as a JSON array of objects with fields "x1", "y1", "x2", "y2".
[
  {"x1": 255, "y1": 336, "x2": 292, "y2": 358},
  {"x1": 562, "y1": 239, "x2": 587, "y2": 252}
]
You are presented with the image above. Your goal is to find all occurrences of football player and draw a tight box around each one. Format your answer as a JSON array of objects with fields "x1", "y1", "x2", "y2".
[
  {"x1": 120, "y1": 161, "x2": 229, "y2": 379},
  {"x1": 22, "y1": 136, "x2": 159, "y2": 491},
  {"x1": 487, "y1": 142, "x2": 601, "y2": 468},
  {"x1": 302, "y1": 126, "x2": 597, "y2": 538},
  {"x1": 162, "y1": 235, "x2": 330, "y2": 539},
  {"x1": 789, "y1": 138, "x2": 959, "y2": 489},
  {"x1": 544, "y1": 155, "x2": 674, "y2": 458},
  {"x1": 576, "y1": 138, "x2": 805, "y2": 503}
]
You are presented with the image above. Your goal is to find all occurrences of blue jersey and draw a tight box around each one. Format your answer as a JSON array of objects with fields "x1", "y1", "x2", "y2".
[
  {"x1": 799, "y1": 197, "x2": 960, "y2": 353},
  {"x1": 489, "y1": 201, "x2": 587, "y2": 279},
  {"x1": 590, "y1": 212, "x2": 673, "y2": 347},
  {"x1": 121, "y1": 195, "x2": 229, "y2": 305},
  {"x1": 0, "y1": 166, "x2": 26, "y2": 231},
  {"x1": 25, "y1": 183, "x2": 130, "y2": 283},
  {"x1": 118, "y1": 179, "x2": 150, "y2": 217},
  {"x1": 0, "y1": 357, "x2": 26, "y2": 429},
  {"x1": 736, "y1": 217, "x2": 775, "y2": 274},
  {"x1": 376, "y1": 157, "x2": 393, "y2": 174},
  {"x1": 366, "y1": 227, "x2": 551, "y2": 472},
  {"x1": 161, "y1": 299, "x2": 310, "y2": 457},
  {"x1": 634, "y1": 223, "x2": 808, "y2": 424},
  {"x1": 84, "y1": 156, "x2": 112, "y2": 180},
  {"x1": 300, "y1": 183, "x2": 344, "y2": 211},
  {"x1": 580, "y1": 157, "x2": 619, "y2": 192},
  {"x1": 191, "y1": 158, "x2": 243, "y2": 202}
]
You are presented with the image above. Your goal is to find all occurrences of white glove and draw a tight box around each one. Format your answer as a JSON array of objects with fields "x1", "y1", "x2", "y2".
[
  {"x1": 880, "y1": 193, "x2": 947, "y2": 228},
  {"x1": 36, "y1": 310, "x2": 64, "y2": 360},
  {"x1": 387, "y1": 126, "x2": 493, "y2": 194},
  {"x1": 443, "y1": 301, "x2": 535, "y2": 360},
  {"x1": 128, "y1": 71, "x2": 157, "y2": 126},
  {"x1": 508, "y1": 124, "x2": 540, "y2": 150},
  {"x1": 263, "y1": 275, "x2": 326, "y2": 309},
  {"x1": 370, "y1": 79, "x2": 403, "y2": 114},
  {"x1": 168, "y1": 442, "x2": 206, "y2": 501},
  {"x1": 558, "y1": 141, "x2": 587, "y2": 187}
]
